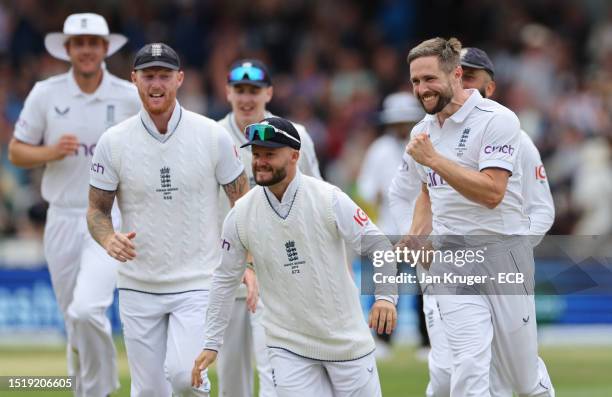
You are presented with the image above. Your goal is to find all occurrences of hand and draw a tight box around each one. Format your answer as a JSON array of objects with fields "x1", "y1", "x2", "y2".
[
  {"x1": 191, "y1": 349, "x2": 217, "y2": 387},
  {"x1": 52, "y1": 134, "x2": 79, "y2": 160},
  {"x1": 243, "y1": 267, "x2": 259, "y2": 313},
  {"x1": 407, "y1": 133, "x2": 438, "y2": 167},
  {"x1": 368, "y1": 299, "x2": 397, "y2": 335},
  {"x1": 103, "y1": 231, "x2": 137, "y2": 262}
]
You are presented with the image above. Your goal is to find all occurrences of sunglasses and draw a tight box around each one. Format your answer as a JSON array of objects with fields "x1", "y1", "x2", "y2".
[
  {"x1": 228, "y1": 65, "x2": 266, "y2": 82},
  {"x1": 245, "y1": 123, "x2": 300, "y2": 144}
]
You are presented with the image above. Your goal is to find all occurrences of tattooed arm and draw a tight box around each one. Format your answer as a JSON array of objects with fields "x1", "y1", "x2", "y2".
[
  {"x1": 87, "y1": 186, "x2": 136, "y2": 262},
  {"x1": 222, "y1": 170, "x2": 249, "y2": 207}
]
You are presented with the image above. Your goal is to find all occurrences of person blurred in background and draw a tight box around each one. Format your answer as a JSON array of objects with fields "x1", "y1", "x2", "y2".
[{"x1": 7, "y1": 13, "x2": 140, "y2": 397}]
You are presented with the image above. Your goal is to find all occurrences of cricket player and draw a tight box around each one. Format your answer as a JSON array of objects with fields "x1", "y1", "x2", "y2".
[
  {"x1": 390, "y1": 46, "x2": 555, "y2": 396},
  {"x1": 87, "y1": 43, "x2": 249, "y2": 397},
  {"x1": 398, "y1": 37, "x2": 554, "y2": 396},
  {"x1": 8, "y1": 13, "x2": 140, "y2": 397},
  {"x1": 216, "y1": 59, "x2": 322, "y2": 397},
  {"x1": 192, "y1": 117, "x2": 398, "y2": 397}
]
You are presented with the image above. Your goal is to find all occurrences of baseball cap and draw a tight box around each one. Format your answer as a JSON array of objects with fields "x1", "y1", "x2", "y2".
[
  {"x1": 133, "y1": 43, "x2": 180, "y2": 71},
  {"x1": 460, "y1": 47, "x2": 495, "y2": 79},
  {"x1": 241, "y1": 117, "x2": 301, "y2": 150},
  {"x1": 380, "y1": 92, "x2": 424, "y2": 125},
  {"x1": 44, "y1": 13, "x2": 127, "y2": 61},
  {"x1": 228, "y1": 59, "x2": 272, "y2": 87}
]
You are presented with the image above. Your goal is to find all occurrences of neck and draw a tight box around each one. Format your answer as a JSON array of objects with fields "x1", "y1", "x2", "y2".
[
  {"x1": 235, "y1": 111, "x2": 266, "y2": 134},
  {"x1": 73, "y1": 68, "x2": 104, "y2": 94},
  {"x1": 436, "y1": 87, "x2": 470, "y2": 126},
  {"x1": 150, "y1": 102, "x2": 176, "y2": 133},
  {"x1": 269, "y1": 167, "x2": 297, "y2": 201}
]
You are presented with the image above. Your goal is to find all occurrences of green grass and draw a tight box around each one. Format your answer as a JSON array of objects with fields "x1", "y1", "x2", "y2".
[{"x1": 0, "y1": 342, "x2": 610, "y2": 396}]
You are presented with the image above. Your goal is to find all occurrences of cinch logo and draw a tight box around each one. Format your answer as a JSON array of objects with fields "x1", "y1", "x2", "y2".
[
  {"x1": 74, "y1": 143, "x2": 96, "y2": 157},
  {"x1": 484, "y1": 144, "x2": 515, "y2": 155},
  {"x1": 221, "y1": 238, "x2": 231, "y2": 251},
  {"x1": 427, "y1": 169, "x2": 446, "y2": 187},
  {"x1": 91, "y1": 162, "x2": 104, "y2": 174}
]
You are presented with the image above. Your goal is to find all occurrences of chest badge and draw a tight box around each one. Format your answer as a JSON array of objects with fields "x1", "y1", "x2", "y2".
[
  {"x1": 54, "y1": 106, "x2": 70, "y2": 117},
  {"x1": 455, "y1": 128, "x2": 470, "y2": 157}
]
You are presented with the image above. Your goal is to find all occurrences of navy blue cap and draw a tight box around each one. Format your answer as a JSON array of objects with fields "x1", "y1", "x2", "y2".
[
  {"x1": 241, "y1": 117, "x2": 301, "y2": 150},
  {"x1": 133, "y1": 43, "x2": 180, "y2": 71},
  {"x1": 228, "y1": 59, "x2": 272, "y2": 87},
  {"x1": 460, "y1": 47, "x2": 495, "y2": 79}
]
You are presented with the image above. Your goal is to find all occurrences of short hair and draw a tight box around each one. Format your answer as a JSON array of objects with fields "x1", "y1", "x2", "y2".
[{"x1": 407, "y1": 37, "x2": 462, "y2": 74}]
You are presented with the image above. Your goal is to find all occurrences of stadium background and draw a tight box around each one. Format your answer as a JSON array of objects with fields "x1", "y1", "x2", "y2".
[{"x1": 0, "y1": 0, "x2": 611, "y2": 396}]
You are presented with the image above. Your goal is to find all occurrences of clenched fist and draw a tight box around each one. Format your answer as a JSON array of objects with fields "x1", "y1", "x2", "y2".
[
  {"x1": 407, "y1": 133, "x2": 438, "y2": 167},
  {"x1": 52, "y1": 134, "x2": 79, "y2": 160}
]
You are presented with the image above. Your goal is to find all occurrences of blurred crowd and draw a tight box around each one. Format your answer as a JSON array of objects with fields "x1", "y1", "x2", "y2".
[{"x1": 1, "y1": 0, "x2": 611, "y2": 239}]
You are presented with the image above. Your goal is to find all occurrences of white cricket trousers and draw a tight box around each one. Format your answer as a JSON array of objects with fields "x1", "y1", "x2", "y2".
[
  {"x1": 432, "y1": 240, "x2": 554, "y2": 397},
  {"x1": 44, "y1": 206, "x2": 119, "y2": 397},
  {"x1": 217, "y1": 297, "x2": 276, "y2": 397},
  {"x1": 268, "y1": 348, "x2": 381, "y2": 397},
  {"x1": 119, "y1": 289, "x2": 211, "y2": 397}
]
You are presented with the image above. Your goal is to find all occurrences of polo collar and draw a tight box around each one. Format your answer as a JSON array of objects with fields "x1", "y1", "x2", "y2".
[
  {"x1": 449, "y1": 89, "x2": 482, "y2": 124},
  {"x1": 140, "y1": 100, "x2": 183, "y2": 143},
  {"x1": 263, "y1": 170, "x2": 301, "y2": 209},
  {"x1": 67, "y1": 65, "x2": 113, "y2": 101}
]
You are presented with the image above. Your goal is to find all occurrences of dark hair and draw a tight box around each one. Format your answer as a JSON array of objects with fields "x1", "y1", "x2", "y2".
[{"x1": 407, "y1": 37, "x2": 462, "y2": 73}]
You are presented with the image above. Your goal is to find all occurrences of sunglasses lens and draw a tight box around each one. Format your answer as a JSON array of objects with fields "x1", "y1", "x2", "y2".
[
  {"x1": 229, "y1": 66, "x2": 265, "y2": 82},
  {"x1": 246, "y1": 125, "x2": 277, "y2": 141}
]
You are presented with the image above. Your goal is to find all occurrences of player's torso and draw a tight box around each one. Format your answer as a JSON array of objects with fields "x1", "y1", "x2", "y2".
[{"x1": 40, "y1": 74, "x2": 138, "y2": 208}]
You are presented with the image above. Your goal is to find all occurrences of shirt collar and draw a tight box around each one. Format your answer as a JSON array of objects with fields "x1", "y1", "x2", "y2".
[
  {"x1": 449, "y1": 89, "x2": 482, "y2": 123},
  {"x1": 263, "y1": 170, "x2": 301, "y2": 208},
  {"x1": 67, "y1": 65, "x2": 113, "y2": 101},
  {"x1": 140, "y1": 100, "x2": 183, "y2": 142}
]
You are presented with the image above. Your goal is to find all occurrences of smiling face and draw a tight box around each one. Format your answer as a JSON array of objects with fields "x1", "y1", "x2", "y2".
[
  {"x1": 251, "y1": 145, "x2": 298, "y2": 187},
  {"x1": 226, "y1": 83, "x2": 273, "y2": 128},
  {"x1": 65, "y1": 35, "x2": 108, "y2": 77},
  {"x1": 132, "y1": 67, "x2": 184, "y2": 115},
  {"x1": 410, "y1": 56, "x2": 458, "y2": 115}
]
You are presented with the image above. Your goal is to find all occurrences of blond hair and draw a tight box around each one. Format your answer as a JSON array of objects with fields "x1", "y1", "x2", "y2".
[{"x1": 407, "y1": 37, "x2": 462, "y2": 73}]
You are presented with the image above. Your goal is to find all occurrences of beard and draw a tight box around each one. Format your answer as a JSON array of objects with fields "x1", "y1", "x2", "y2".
[
  {"x1": 418, "y1": 84, "x2": 454, "y2": 115},
  {"x1": 253, "y1": 164, "x2": 288, "y2": 186}
]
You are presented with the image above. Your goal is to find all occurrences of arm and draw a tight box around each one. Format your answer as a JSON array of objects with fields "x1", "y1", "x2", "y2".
[
  {"x1": 222, "y1": 171, "x2": 249, "y2": 207},
  {"x1": 408, "y1": 184, "x2": 433, "y2": 236},
  {"x1": 8, "y1": 136, "x2": 79, "y2": 168},
  {"x1": 408, "y1": 133, "x2": 510, "y2": 209},
  {"x1": 87, "y1": 186, "x2": 136, "y2": 262},
  {"x1": 520, "y1": 136, "x2": 555, "y2": 235},
  {"x1": 388, "y1": 153, "x2": 423, "y2": 235},
  {"x1": 333, "y1": 189, "x2": 398, "y2": 334},
  {"x1": 192, "y1": 209, "x2": 248, "y2": 387}
]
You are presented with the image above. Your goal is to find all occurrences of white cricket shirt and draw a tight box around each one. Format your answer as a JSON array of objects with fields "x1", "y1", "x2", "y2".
[
  {"x1": 13, "y1": 68, "x2": 140, "y2": 210},
  {"x1": 90, "y1": 102, "x2": 245, "y2": 293},
  {"x1": 389, "y1": 129, "x2": 554, "y2": 236},
  {"x1": 404, "y1": 89, "x2": 529, "y2": 235}
]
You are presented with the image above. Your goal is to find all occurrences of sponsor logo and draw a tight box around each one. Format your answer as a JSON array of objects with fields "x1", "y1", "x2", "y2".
[
  {"x1": 90, "y1": 162, "x2": 104, "y2": 174},
  {"x1": 455, "y1": 128, "x2": 471, "y2": 157},
  {"x1": 353, "y1": 208, "x2": 369, "y2": 227},
  {"x1": 155, "y1": 166, "x2": 179, "y2": 200},
  {"x1": 427, "y1": 169, "x2": 446, "y2": 187},
  {"x1": 151, "y1": 43, "x2": 163, "y2": 56},
  {"x1": 522, "y1": 315, "x2": 530, "y2": 324},
  {"x1": 74, "y1": 143, "x2": 96, "y2": 157},
  {"x1": 535, "y1": 165, "x2": 547, "y2": 181},
  {"x1": 54, "y1": 106, "x2": 70, "y2": 117},
  {"x1": 221, "y1": 238, "x2": 231, "y2": 251},
  {"x1": 284, "y1": 240, "x2": 304, "y2": 274},
  {"x1": 80, "y1": 18, "x2": 87, "y2": 28},
  {"x1": 106, "y1": 105, "x2": 115, "y2": 125},
  {"x1": 483, "y1": 144, "x2": 515, "y2": 155}
]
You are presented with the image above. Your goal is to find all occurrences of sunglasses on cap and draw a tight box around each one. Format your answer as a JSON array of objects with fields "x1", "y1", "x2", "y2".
[
  {"x1": 245, "y1": 123, "x2": 300, "y2": 144},
  {"x1": 229, "y1": 65, "x2": 266, "y2": 82}
]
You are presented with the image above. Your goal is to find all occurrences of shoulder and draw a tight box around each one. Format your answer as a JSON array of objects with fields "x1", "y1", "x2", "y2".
[
  {"x1": 234, "y1": 185, "x2": 262, "y2": 210},
  {"x1": 181, "y1": 109, "x2": 221, "y2": 129},
  {"x1": 106, "y1": 73, "x2": 136, "y2": 92},
  {"x1": 292, "y1": 121, "x2": 314, "y2": 143},
  {"x1": 519, "y1": 130, "x2": 541, "y2": 158},
  {"x1": 409, "y1": 118, "x2": 429, "y2": 139},
  {"x1": 29, "y1": 72, "x2": 70, "y2": 97},
  {"x1": 303, "y1": 174, "x2": 337, "y2": 193},
  {"x1": 474, "y1": 98, "x2": 519, "y2": 124},
  {"x1": 104, "y1": 114, "x2": 140, "y2": 138}
]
